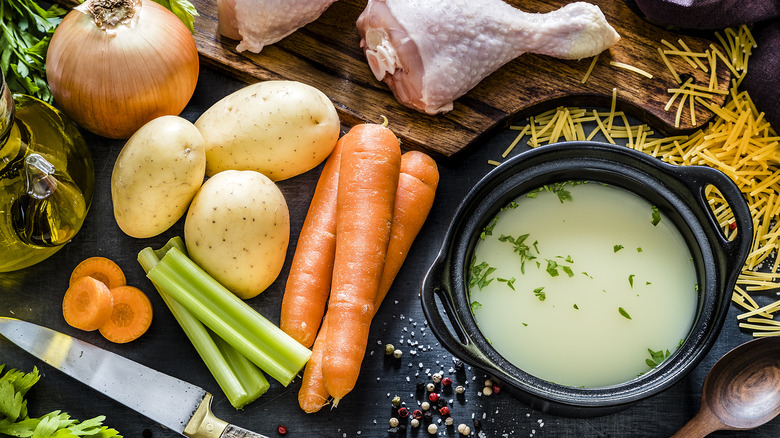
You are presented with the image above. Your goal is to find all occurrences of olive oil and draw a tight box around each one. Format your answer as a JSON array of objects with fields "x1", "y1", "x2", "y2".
[{"x1": 0, "y1": 79, "x2": 94, "y2": 272}]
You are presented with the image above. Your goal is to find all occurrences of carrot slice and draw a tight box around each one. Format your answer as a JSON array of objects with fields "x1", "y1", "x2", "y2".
[
  {"x1": 70, "y1": 257, "x2": 126, "y2": 290},
  {"x1": 62, "y1": 276, "x2": 114, "y2": 331},
  {"x1": 99, "y1": 285, "x2": 153, "y2": 344}
]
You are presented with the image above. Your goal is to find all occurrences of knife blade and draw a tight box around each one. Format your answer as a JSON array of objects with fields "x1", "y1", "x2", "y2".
[{"x1": 0, "y1": 317, "x2": 269, "y2": 438}]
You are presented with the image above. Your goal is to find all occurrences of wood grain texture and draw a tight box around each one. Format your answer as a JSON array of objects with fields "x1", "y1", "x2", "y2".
[{"x1": 59, "y1": 0, "x2": 731, "y2": 158}]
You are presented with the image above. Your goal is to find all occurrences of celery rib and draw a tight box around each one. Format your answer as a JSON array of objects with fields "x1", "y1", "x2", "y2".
[
  {"x1": 146, "y1": 246, "x2": 311, "y2": 386},
  {"x1": 138, "y1": 238, "x2": 269, "y2": 409}
]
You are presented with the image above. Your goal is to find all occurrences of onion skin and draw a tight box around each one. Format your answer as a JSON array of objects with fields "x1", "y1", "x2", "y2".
[{"x1": 46, "y1": 0, "x2": 199, "y2": 139}]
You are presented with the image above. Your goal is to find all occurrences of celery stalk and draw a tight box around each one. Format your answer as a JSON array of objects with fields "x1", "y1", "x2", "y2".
[
  {"x1": 146, "y1": 246, "x2": 311, "y2": 386},
  {"x1": 138, "y1": 238, "x2": 269, "y2": 408}
]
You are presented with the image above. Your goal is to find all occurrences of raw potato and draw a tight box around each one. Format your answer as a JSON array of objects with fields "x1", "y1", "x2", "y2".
[
  {"x1": 184, "y1": 170, "x2": 290, "y2": 299},
  {"x1": 111, "y1": 116, "x2": 205, "y2": 238},
  {"x1": 195, "y1": 80, "x2": 340, "y2": 181}
]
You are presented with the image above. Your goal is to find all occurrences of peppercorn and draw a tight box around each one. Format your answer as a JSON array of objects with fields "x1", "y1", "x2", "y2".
[
  {"x1": 389, "y1": 417, "x2": 400, "y2": 428},
  {"x1": 421, "y1": 401, "x2": 431, "y2": 411},
  {"x1": 484, "y1": 378, "x2": 493, "y2": 387},
  {"x1": 482, "y1": 386, "x2": 493, "y2": 396},
  {"x1": 442, "y1": 377, "x2": 453, "y2": 387},
  {"x1": 423, "y1": 410, "x2": 433, "y2": 423},
  {"x1": 492, "y1": 384, "x2": 501, "y2": 394},
  {"x1": 427, "y1": 424, "x2": 438, "y2": 434},
  {"x1": 453, "y1": 360, "x2": 464, "y2": 372},
  {"x1": 458, "y1": 424, "x2": 472, "y2": 435},
  {"x1": 392, "y1": 395, "x2": 402, "y2": 407},
  {"x1": 455, "y1": 385, "x2": 466, "y2": 394},
  {"x1": 398, "y1": 407, "x2": 409, "y2": 418},
  {"x1": 436, "y1": 398, "x2": 447, "y2": 409},
  {"x1": 416, "y1": 381, "x2": 426, "y2": 392},
  {"x1": 428, "y1": 392, "x2": 439, "y2": 402},
  {"x1": 410, "y1": 418, "x2": 420, "y2": 428},
  {"x1": 439, "y1": 406, "x2": 451, "y2": 416},
  {"x1": 277, "y1": 425, "x2": 288, "y2": 435},
  {"x1": 412, "y1": 409, "x2": 423, "y2": 419},
  {"x1": 385, "y1": 344, "x2": 395, "y2": 355},
  {"x1": 432, "y1": 372, "x2": 442, "y2": 383},
  {"x1": 393, "y1": 349, "x2": 403, "y2": 359},
  {"x1": 426, "y1": 382, "x2": 435, "y2": 392},
  {"x1": 445, "y1": 417, "x2": 454, "y2": 426}
]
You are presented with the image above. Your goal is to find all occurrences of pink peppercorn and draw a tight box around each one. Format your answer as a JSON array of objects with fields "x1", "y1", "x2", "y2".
[
  {"x1": 398, "y1": 407, "x2": 409, "y2": 418},
  {"x1": 439, "y1": 406, "x2": 451, "y2": 416},
  {"x1": 428, "y1": 392, "x2": 440, "y2": 402},
  {"x1": 492, "y1": 385, "x2": 501, "y2": 394},
  {"x1": 442, "y1": 377, "x2": 453, "y2": 387},
  {"x1": 412, "y1": 409, "x2": 423, "y2": 419},
  {"x1": 277, "y1": 425, "x2": 288, "y2": 435}
]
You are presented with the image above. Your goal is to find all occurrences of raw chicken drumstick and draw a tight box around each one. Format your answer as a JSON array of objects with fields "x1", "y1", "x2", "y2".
[
  {"x1": 218, "y1": 0, "x2": 338, "y2": 53},
  {"x1": 356, "y1": 0, "x2": 621, "y2": 115}
]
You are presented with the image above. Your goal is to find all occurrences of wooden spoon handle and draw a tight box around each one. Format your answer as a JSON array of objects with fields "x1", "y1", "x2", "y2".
[{"x1": 670, "y1": 407, "x2": 723, "y2": 438}]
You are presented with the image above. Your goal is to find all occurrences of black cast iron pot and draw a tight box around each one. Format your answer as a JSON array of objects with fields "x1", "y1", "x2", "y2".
[{"x1": 421, "y1": 141, "x2": 753, "y2": 417}]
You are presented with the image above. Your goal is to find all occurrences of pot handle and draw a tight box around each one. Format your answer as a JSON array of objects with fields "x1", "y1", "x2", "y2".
[
  {"x1": 680, "y1": 165, "x2": 753, "y2": 270},
  {"x1": 420, "y1": 256, "x2": 501, "y2": 374}
]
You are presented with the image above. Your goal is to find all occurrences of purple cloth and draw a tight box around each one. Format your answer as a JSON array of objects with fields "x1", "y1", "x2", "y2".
[
  {"x1": 742, "y1": 20, "x2": 780, "y2": 130},
  {"x1": 634, "y1": 0, "x2": 779, "y2": 29}
]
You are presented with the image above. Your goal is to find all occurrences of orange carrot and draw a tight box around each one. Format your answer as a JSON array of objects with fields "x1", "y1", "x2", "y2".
[
  {"x1": 298, "y1": 314, "x2": 332, "y2": 413},
  {"x1": 376, "y1": 151, "x2": 439, "y2": 306},
  {"x1": 62, "y1": 276, "x2": 114, "y2": 331},
  {"x1": 322, "y1": 122, "x2": 401, "y2": 405},
  {"x1": 298, "y1": 150, "x2": 439, "y2": 412},
  {"x1": 70, "y1": 257, "x2": 126, "y2": 290},
  {"x1": 280, "y1": 139, "x2": 344, "y2": 348},
  {"x1": 99, "y1": 285, "x2": 153, "y2": 344}
]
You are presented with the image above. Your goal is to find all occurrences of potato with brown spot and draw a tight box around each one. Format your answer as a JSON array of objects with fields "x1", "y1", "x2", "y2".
[
  {"x1": 184, "y1": 170, "x2": 290, "y2": 299},
  {"x1": 111, "y1": 116, "x2": 206, "y2": 238}
]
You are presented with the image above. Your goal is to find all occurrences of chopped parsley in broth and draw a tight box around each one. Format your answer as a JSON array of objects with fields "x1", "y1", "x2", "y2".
[{"x1": 467, "y1": 181, "x2": 697, "y2": 388}]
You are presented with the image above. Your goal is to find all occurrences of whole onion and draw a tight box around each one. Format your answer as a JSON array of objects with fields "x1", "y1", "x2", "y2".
[{"x1": 46, "y1": 0, "x2": 199, "y2": 139}]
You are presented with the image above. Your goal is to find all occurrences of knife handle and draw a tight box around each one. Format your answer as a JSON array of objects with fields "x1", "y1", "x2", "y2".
[
  {"x1": 184, "y1": 393, "x2": 269, "y2": 438},
  {"x1": 220, "y1": 424, "x2": 270, "y2": 438}
]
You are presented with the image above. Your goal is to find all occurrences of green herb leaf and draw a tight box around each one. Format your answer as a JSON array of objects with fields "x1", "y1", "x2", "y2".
[
  {"x1": 498, "y1": 234, "x2": 537, "y2": 273},
  {"x1": 0, "y1": 366, "x2": 121, "y2": 438},
  {"x1": 628, "y1": 274, "x2": 635, "y2": 288},
  {"x1": 0, "y1": 0, "x2": 67, "y2": 102},
  {"x1": 545, "y1": 259, "x2": 559, "y2": 277},
  {"x1": 651, "y1": 206, "x2": 661, "y2": 226},
  {"x1": 618, "y1": 307, "x2": 632, "y2": 320},
  {"x1": 468, "y1": 258, "x2": 496, "y2": 290},
  {"x1": 470, "y1": 301, "x2": 483, "y2": 311},
  {"x1": 561, "y1": 266, "x2": 574, "y2": 277},
  {"x1": 533, "y1": 287, "x2": 546, "y2": 301},
  {"x1": 645, "y1": 348, "x2": 671, "y2": 368},
  {"x1": 480, "y1": 217, "x2": 498, "y2": 240},
  {"x1": 497, "y1": 277, "x2": 516, "y2": 291},
  {"x1": 151, "y1": 0, "x2": 199, "y2": 33},
  {"x1": 614, "y1": 244, "x2": 624, "y2": 253},
  {"x1": 637, "y1": 247, "x2": 643, "y2": 252},
  {"x1": 573, "y1": 304, "x2": 579, "y2": 310}
]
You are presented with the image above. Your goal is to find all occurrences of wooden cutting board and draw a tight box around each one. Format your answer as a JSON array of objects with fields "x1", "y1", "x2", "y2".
[{"x1": 66, "y1": 0, "x2": 733, "y2": 158}]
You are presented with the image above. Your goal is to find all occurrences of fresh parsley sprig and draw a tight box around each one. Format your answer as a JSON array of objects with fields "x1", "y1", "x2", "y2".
[
  {"x1": 0, "y1": 0, "x2": 66, "y2": 102},
  {"x1": 0, "y1": 365, "x2": 122, "y2": 438}
]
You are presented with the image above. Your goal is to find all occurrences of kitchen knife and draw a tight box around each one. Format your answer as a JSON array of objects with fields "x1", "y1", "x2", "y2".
[{"x1": 0, "y1": 317, "x2": 268, "y2": 438}]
